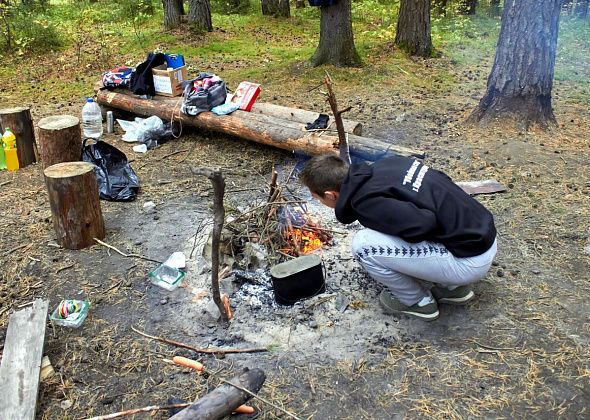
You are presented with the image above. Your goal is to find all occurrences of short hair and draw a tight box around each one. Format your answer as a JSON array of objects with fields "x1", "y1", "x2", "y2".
[{"x1": 299, "y1": 154, "x2": 349, "y2": 196}]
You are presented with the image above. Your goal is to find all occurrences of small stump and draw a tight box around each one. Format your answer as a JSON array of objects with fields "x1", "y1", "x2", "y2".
[
  {"x1": 44, "y1": 161, "x2": 105, "y2": 250},
  {"x1": 0, "y1": 107, "x2": 38, "y2": 168},
  {"x1": 38, "y1": 115, "x2": 81, "y2": 169}
]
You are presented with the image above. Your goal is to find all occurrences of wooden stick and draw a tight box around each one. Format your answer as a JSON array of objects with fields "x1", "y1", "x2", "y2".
[
  {"x1": 190, "y1": 166, "x2": 229, "y2": 321},
  {"x1": 131, "y1": 326, "x2": 268, "y2": 354},
  {"x1": 324, "y1": 71, "x2": 351, "y2": 164},
  {"x1": 219, "y1": 378, "x2": 303, "y2": 420},
  {"x1": 93, "y1": 238, "x2": 163, "y2": 264},
  {"x1": 83, "y1": 403, "x2": 192, "y2": 420},
  {"x1": 268, "y1": 169, "x2": 278, "y2": 203},
  {"x1": 161, "y1": 148, "x2": 189, "y2": 160}
]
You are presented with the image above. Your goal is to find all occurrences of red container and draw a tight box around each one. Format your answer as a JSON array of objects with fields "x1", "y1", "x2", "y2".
[{"x1": 231, "y1": 81, "x2": 261, "y2": 112}]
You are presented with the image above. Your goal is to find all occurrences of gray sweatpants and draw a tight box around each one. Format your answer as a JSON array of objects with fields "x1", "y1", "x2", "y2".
[{"x1": 351, "y1": 228, "x2": 497, "y2": 306}]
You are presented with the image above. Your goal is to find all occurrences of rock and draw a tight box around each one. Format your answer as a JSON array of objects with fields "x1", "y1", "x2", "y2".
[
  {"x1": 143, "y1": 201, "x2": 156, "y2": 212},
  {"x1": 584, "y1": 245, "x2": 590, "y2": 256},
  {"x1": 496, "y1": 269, "x2": 505, "y2": 277}
]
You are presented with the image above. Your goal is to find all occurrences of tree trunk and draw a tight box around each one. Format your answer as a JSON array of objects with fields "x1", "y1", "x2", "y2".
[
  {"x1": 278, "y1": 0, "x2": 290, "y2": 17},
  {"x1": 395, "y1": 0, "x2": 432, "y2": 57},
  {"x1": 37, "y1": 115, "x2": 82, "y2": 169},
  {"x1": 459, "y1": 0, "x2": 477, "y2": 15},
  {"x1": 574, "y1": 0, "x2": 589, "y2": 18},
  {"x1": 95, "y1": 89, "x2": 424, "y2": 160},
  {"x1": 468, "y1": 0, "x2": 561, "y2": 130},
  {"x1": 188, "y1": 0, "x2": 212, "y2": 31},
  {"x1": 0, "y1": 107, "x2": 37, "y2": 168},
  {"x1": 296, "y1": 0, "x2": 305, "y2": 8},
  {"x1": 432, "y1": 0, "x2": 448, "y2": 16},
  {"x1": 163, "y1": 0, "x2": 181, "y2": 29},
  {"x1": 262, "y1": 0, "x2": 290, "y2": 16},
  {"x1": 44, "y1": 161, "x2": 105, "y2": 250},
  {"x1": 310, "y1": 0, "x2": 361, "y2": 67},
  {"x1": 175, "y1": 0, "x2": 186, "y2": 14}
]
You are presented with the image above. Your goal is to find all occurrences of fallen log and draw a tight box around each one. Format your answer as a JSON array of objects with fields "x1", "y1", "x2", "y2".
[
  {"x1": 169, "y1": 367, "x2": 266, "y2": 420},
  {"x1": 250, "y1": 102, "x2": 363, "y2": 135},
  {"x1": 96, "y1": 89, "x2": 424, "y2": 160}
]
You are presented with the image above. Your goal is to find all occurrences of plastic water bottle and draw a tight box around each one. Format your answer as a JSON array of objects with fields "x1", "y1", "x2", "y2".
[
  {"x1": 0, "y1": 133, "x2": 6, "y2": 170},
  {"x1": 2, "y1": 128, "x2": 18, "y2": 171},
  {"x1": 81, "y1": 98, "x2": 103, "y2": 139}
]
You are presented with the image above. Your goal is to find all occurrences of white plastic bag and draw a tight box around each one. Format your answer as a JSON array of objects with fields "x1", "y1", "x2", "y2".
[{"x1": 117, "y1": 116, "x2": 165, "y2": 143}]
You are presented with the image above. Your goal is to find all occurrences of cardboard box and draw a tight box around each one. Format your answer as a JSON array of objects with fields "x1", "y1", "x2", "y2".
[
  {"x1": 231, "y1": 81, "x2": 261, "y2": 112},
  {"x1": 152, "y1": 65, "x2": 188, "y2": 97}
]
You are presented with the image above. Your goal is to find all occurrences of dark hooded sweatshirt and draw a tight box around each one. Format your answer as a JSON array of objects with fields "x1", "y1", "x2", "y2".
[{"x1": 335, "y1": 156, "x2": 496, "y2": 258}]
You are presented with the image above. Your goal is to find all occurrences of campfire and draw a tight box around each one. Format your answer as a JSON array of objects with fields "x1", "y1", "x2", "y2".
[{"x1": 279, "y1": 208, "x2": 332, "y2": 257}]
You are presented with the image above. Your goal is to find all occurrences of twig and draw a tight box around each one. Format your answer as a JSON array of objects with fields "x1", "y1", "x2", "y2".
[
  {"x1": 291, "y1": 225, "x2": 347, "y2": 235},
  {"x1": 83, "y1": 403, "x2": 192, "y2": 420},
  {"x1": 219, "y1": 378, "x2": 303, "y2": 420},
  {"x1": 131, "y1": 326, "x2": 267, "y2": 354},
  {"x1": 471, "y1": 340, "x2": 517, "y2": 351},
  {"x1": 0, "y1": 180, "x2": 12, "y2": 187},
  {"x1": 55, "y1": 263, "x2": 76, "y2": 274},
  {"x1": 161, "y1": 148, "x2": 189, "y2": 160},
  {"x1": 93, "y1": 238, "x2": 163, "y2": 264},
  {"x1": 3, "y1": 243, "x2": 28, "y2": 256}
]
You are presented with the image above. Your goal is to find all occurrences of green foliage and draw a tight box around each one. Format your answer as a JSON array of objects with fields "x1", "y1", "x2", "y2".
[
  {"x1": 211, "y1": 0, "x2": 252, "y2": 15},
  {"x1": 0, "y1": 1, "x2": 62, "y2": 54}
]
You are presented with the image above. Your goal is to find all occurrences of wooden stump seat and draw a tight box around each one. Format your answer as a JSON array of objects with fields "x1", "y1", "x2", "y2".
[{"x1": 38, "y1": 115, "x2": 81, "y2": 169}]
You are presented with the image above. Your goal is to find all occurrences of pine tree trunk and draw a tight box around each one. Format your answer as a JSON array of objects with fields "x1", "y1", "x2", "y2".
[
  {"x1": 310, "y1": 0, "x2": 361, "y2": 67},
  {"x1": 163, "y1": 0, "x2": 181, "y2": 29},
  {"x1": 394, "y1": 0, "x2": 432, "y2": 57},
  {"x1": 574, "y1": 0, "x2": 589, "y2": 18},
  {"x1": 468, "y1": 0, "x2": 561, "y2": 130},
  {"x1": 261, "y1": 0, "x2": 274, "y2": 15},
  {"x1": 278, "y1": 0, "x2": 290, "y2": 17},
  {"x1": 176, "y1": 0, "x2": 185, "y2": 14},
  {"x1": 188, "y1": 0, "x2": 212, "y2": 31}
]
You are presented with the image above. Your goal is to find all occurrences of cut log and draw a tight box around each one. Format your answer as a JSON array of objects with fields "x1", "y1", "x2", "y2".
[
  {"x1": 96, "y1": 89, "x2": 424, "y2": 160},
  {"x1": 0, "y1": 299, "x2": 49, "y2": 420},
  {"x1": 44, "y1": 161, "x2": 105, "y2": 249},
  {"x1": 37, "y1": 115, "x2": 82, "y2": 169},
  {"x1": 250, "y1": 102, "x2": 363, "y2": 135},
  {"x1": 170, "y1": 367, "x2": 266, "y2": 420},
  {"x1": 0, "y1": 107, "x2": 38, "y2": 167}
]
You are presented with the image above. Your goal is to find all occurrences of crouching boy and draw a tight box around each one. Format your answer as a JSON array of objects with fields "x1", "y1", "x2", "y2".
[{"x1": 299, "y1": 154, "x2": 497, "y2": 321}]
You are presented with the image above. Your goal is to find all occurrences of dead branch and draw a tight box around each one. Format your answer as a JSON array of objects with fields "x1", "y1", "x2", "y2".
[
  {"x1": 324, "y1": 71, "x2": 351, "y2": 164},
  {"x1": 83, "y1": 403, "x2": 191, "y2": 420},
  {"x1": 131, "y1": 326, "x2": 268, "y2": 354},
  {"x1": 93, "y1": 238, "x2": 163, "y2": 263},
  {"x1": 190, "y1": 166, "x2": 229, "y2": 321}
]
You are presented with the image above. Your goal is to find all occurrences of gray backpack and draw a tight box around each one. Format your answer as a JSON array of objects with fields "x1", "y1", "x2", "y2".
[{"x1": 181, "y1": 73, "x2": 227, "y2": 116}]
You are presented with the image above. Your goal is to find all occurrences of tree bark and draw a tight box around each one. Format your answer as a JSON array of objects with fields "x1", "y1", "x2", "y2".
[
  {"x1": 0, "y1": 107, "x2": 37, "y2": 167},
  {"x1": 37, "y1": 115, "x2": 82, "y2": 169},
  {"x1": 44, "y1": 161, "x2": 105, "y2": 250},
  {"x1": 468, "y1": 0, "x2": 561, "y2": 130},
  {"x1": 175, "y1": 0, "x2": 185, "y2": 14},
  {"x1": 296, "y1": 0, "x2": 305, "y2": 8},
  {"x1": 574, "y1": 0, "x2": 589, "y2": 18},
  {"x1": 395, "y1": 0, "x2": 432, "y2": 57},
  {"x1": 170, "y1": 368, "x2": 266, "y2": 420},
  {"x1": 163, "y1": 0, "x2": 181, "y2": 29},
  {"x1": 96, "y1": 89, "x2": 425, "y2": 160},
  {"x1": 188, "y1": 0, "x2": 212, "y2": 31},
  {"x1": 310, "y1": 0, "x2": 361, "y2": 67}
]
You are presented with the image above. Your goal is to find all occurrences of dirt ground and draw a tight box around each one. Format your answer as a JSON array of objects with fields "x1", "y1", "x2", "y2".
[{"x1": 1, "y1": 63, "x2": 589, "y2": 420}]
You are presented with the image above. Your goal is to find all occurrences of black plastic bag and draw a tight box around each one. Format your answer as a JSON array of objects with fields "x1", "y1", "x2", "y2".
[
  {"x1": 81, "y1": 139, "x2": 140, "y2": 201},
  {"x1": 129, "y1": 52, "x2": 166, "y2": 96}
]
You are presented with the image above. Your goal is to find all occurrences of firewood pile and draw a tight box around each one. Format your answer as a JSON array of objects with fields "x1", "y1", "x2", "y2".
[{"x1": 222, "y1": 169, "x2": 333, "y2": 263}]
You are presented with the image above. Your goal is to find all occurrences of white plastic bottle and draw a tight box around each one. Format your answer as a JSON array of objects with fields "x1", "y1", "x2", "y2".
[{"x1": 81, "y1": 98, "x2": 103, "y2": 139}]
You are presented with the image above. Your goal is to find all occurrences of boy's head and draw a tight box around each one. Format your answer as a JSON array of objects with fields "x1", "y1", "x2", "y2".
[{"x1": 299, "y1": 154, "x2": 349, "y2": 208}]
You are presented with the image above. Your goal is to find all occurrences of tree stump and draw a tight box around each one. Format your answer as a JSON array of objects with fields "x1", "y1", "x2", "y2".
[
  {"x1": 44, "y1": 161, "x2": 105, "y2": 250},
  {"x1": 0, "y1": 107, "x2": 38, "y2": 168},
  {"x1": 37, "y1": 116, "x2": 82, "y2": 169}
]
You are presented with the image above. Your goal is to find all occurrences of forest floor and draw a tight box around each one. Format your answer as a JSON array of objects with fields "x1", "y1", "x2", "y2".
[{"x1": 1, "y1": 32, "x2": 590, "y2": 420}]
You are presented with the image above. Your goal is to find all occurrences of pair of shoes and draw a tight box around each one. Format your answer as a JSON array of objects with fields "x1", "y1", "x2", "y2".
[
  {"x1": 379, "y1": 290, "x2": 439, "y2": 321},
  {"x1": 431, "y1": 285, "x2": 474, "y2": 305}
]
